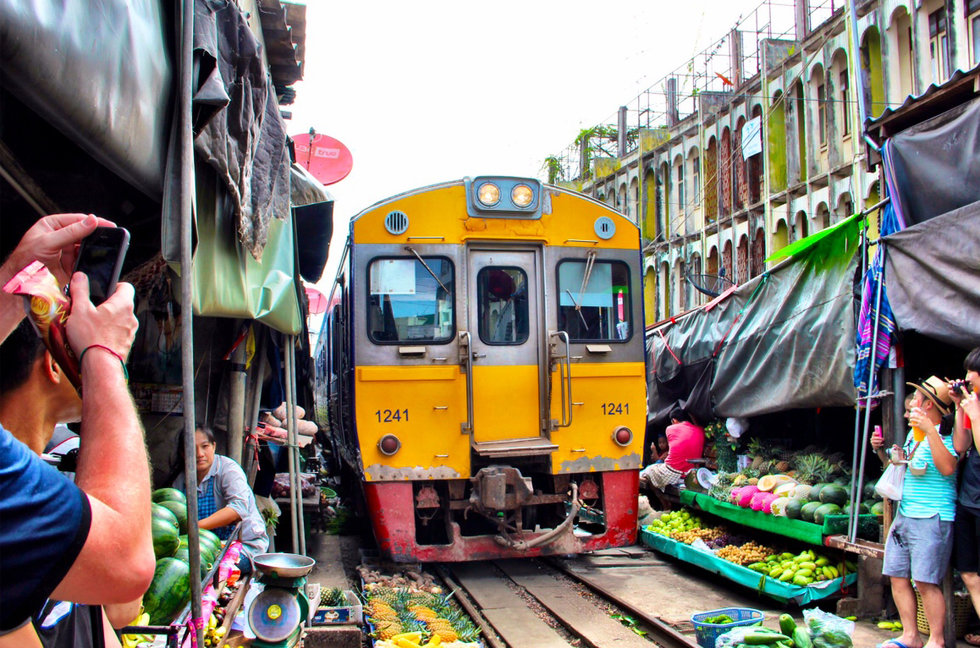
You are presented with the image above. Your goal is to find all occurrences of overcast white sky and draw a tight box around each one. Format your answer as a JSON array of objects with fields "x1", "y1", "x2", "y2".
[{"x1": 288, "y1": 0, "x2": 766, "y2": 297}]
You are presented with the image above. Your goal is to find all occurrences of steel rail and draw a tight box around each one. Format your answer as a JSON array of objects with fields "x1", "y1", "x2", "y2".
[{"x1": 546, "y1": 558, "x2": 699, "y2": 648}]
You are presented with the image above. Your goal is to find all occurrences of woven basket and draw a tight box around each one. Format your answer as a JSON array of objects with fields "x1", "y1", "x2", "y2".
[{"x1": 914, "y1": 590, "x2": 976, "y2": 637}]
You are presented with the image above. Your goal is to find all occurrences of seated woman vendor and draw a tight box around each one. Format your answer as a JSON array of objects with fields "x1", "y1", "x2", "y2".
[{"x1": 173, "y1": 427, "x2": 269, "y2": 573}]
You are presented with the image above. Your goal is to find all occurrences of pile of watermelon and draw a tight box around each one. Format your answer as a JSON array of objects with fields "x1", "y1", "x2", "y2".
[
  {"x1": 727, "y1": 475, "x2": 884, "y2": 524},
  {"x1": 145, "y1": 488, "x2": 224, "y2": 626}
]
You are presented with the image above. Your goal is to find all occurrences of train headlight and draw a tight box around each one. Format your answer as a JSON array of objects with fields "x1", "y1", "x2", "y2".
[
  {"x1": 477, "y1": 182, "x2": 500, "y2": 206},
  {"x1": 511, "y1": 183, "x2": 534, "y2": 208},
  {"x1": 378, "y1": 434, "x2": 401, "y2": 456},
  {"x1": 612, "y1": 426, "x2": 633, "y2": 447}
]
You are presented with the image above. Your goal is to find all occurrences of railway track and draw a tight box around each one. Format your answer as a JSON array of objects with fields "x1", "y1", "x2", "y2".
[{"x1": 439, "y1": 556, "x2": 698, "y2": 648}]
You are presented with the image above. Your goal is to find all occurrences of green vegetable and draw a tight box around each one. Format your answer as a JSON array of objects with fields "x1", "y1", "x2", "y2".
[
  {"x1": 706, "y1": 614, "x2": 735, "y2": 624},
  {"x1": 792, "y1": 627, "x2": 812, "y2": 648},
  {"x1": 778, "y1": 614, "x2": 796, "y2": 636},
  {"x1": 151, "y1": 516, "x2": 180, "y2": 559},
  {"x1": 742, "y1": 632, "x2": 791, "y2": 644},
  {"x1": 142, "y1": 557, "x2": 191, "y2": 625}
]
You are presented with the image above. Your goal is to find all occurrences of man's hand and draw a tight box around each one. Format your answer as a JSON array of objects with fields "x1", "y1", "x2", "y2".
[
  {"x1": 65, "y1": 274, "x2": 138, "y2": 362},
  {"x1": 7, "y1": 214, "x2": 114, "y2": 286}
]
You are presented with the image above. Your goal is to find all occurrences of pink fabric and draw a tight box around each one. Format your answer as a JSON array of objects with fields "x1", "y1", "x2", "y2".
[{"x1": 664, "y1": 421, "x2": 706, "y2": 474}]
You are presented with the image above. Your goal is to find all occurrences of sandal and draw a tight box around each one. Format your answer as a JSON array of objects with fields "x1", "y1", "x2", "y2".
[{"x1": 964, "y1": 633, "x2": 980, "y2": 647}]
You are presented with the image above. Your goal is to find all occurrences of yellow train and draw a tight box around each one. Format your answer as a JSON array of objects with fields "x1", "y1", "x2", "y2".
[{"x1": 314, "y1": 176, "x2": 647, "y2": 561}]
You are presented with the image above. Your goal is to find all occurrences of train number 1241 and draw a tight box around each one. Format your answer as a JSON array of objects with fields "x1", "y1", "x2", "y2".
[
  {"x1": 601, "y1": 402, "x2": 629, "y2": 415},
  {"x1": 375, "y1": 408, "x2": 409, "y2": 423}
]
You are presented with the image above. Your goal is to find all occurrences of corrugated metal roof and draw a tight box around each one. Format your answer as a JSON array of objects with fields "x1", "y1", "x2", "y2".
[
  {"x1": 257, "y1": 0, "x2": 305, "y2": 92},
  {"x1": 864, "y1": 63, "x2": 980, "y2": 141}
]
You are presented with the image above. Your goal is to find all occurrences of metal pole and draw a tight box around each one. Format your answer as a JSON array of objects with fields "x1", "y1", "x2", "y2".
[
  {"x1": 242, "y1": 333, "x2": 267, "y2": 483},
  {"x1": 227, "y1": 340, "x2": 247, "y2": 465},
  {"x1": 177, "y1": 0, "x2": 201, "y2": 641},
  {"x1": 852, "y1": 257, "x2": 885, "y2": 542},
  {"x1": 284, "y1": 336, "x2": 299, "y2": 554},
  {"x1": 290, "y1": 338, "x2": 306, "y2": 556}
]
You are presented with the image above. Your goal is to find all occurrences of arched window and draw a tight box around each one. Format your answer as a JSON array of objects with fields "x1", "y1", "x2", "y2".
[
  {"x1": 750, "y1": 228, "x2": 766, "y2": 278},
  {"x1": 736, "y1": 235, "x2": 749, "y2": 283},
  {"x1": 719, "y1": 128, "x2": 733, "y2": 217},
  {"x1": 886, "y1": 7, "x2": 914, "y2": 104},
  {"x1": 705, "y1": 136, "x2": 718, "y2": 222}
]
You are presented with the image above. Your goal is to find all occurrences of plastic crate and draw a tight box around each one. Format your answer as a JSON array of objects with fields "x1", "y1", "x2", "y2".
[{"x1": 691, "y1": 607, "x2": 764, "y2": 648}]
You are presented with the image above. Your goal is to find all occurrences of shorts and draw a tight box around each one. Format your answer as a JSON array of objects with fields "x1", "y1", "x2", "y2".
[
  {"x1": 954, "y1": 503, "x2": 980, "y2": 573},
  {"x1": 882, "y1": 512, "x2": 953, "y2": 584},
  {"x1": 639, "y1": 463, "x2": 684, "y2": 490}
]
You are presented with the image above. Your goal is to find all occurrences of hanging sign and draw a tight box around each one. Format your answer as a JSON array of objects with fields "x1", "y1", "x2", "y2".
[{"x1": 741, "y1": 116, "x2": 763, "y2": 159}]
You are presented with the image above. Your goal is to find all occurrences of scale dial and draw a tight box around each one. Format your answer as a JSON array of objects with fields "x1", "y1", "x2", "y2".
[{"x1": 248, "y1": 587, "x2": 302, "y2": 642}]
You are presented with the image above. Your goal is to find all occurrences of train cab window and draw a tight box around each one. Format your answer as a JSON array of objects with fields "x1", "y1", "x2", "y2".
[
  {"x1": 367, "y1": 257, "x2": 455, "y2": 343},
  {"x1": 477, "y1": 267, "x2": 529, "y2": 345},
  {"x1": 557, "y1": 260, "x2": 631, "y2": 342}
]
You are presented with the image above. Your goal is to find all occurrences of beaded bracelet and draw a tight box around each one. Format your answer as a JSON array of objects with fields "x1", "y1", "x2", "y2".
[{"x1": 78, "y1": 344, "x2": 129, "y2": 381}]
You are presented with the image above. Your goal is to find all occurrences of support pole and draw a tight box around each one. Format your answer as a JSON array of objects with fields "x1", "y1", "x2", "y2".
[
  {"x1": 284, "y1": 335, "x2": 300, "y2": 554},
  {"x1": 227, "y1": 340, "x2": 247, "y2": 465},
  {"x1": 290, "y1": 338, "x2": 306, "y2": 556},
  {"x1": 177, "y1": 0, "x2": 201, "y2": 642}
]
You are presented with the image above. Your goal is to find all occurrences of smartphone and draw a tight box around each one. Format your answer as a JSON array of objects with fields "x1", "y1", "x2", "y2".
[{"x1": 72, "y1": 226, "x2": 130, "y2": 305}]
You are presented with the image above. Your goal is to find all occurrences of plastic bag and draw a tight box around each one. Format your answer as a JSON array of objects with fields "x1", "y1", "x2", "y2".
[
  {"x1": 875, "y1": 462, "x2": 906, "y2": 500},
  {"x1": 715, "y1": 626, "x2": 761, "y2": 648},
  {"x1": 803, "y1": 607, "x2": 854, "y2": 648}
]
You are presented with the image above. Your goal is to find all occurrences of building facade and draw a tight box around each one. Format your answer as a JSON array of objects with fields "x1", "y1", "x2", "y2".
[{"x1": 551, "y1": 0, "x2": 980, "y2": 325}]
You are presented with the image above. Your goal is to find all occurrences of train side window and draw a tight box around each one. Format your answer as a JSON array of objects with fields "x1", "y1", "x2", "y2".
[
  {"x1": 556, "y1": 260, "x2": 631, "y2": 342},
  {"x1": 367, "y1": 257, "x2": 455, "y2": 344},
  {"x1": 477, "y1": 267, "x2": 529, "y2": 345}
]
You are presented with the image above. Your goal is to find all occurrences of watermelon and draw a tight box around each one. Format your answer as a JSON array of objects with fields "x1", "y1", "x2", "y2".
[
  {"x1": 785, "y1": 498, "x2": 805, "y2": 520},
  {"x1": 177, "y1": 535, "x2": 218, "y2": 575},
  {"x1": 152, "y1": 488, "x2": 187, "y2": 506},
  {"x1": 801, "y1": 501, "x2": 823, "y2": 522},
  {"x1": 818, "y1": 484, "x2": 848, "y2": 506},
  {"x1": 864, "y1": 481, "x2": 881, "y2": 500},
  {"x1": 809, "y1": 483, "x2": 829, "y2": 502},
  {"x1": 158, "y1": 501, "x2": 187, "y2": 534},
  {"x1": 199, "y1": 528, "x2": 222, "y2": 554},
  {"x1": 871, "y1": 501, "x2": 885, "y2": 516},
  {"x1": 151, "y1": 502, "x2": 179, "y2": 530},
  {"x1": 814, "y1": 502, "x2": 842, "y2": 524},
  {"x1": 143, "y1": 558, "x2": 191, "y2": 625},
  {"x1": 152, "y1": 517, "x2": 180, "y2": 559},
  {"x1": 843, "y1": 501, "x2": 870, "y2": 516}
]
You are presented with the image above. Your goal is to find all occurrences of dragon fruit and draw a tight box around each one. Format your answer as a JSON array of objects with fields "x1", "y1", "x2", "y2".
[{"x1": 737, "y1": 485, "x2": 760, "y2": 507}]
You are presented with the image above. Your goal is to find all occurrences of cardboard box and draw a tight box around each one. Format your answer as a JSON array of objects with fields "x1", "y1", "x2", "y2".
[{"x1": 312, "y1": 590, "x2": 362, "y2": 625}]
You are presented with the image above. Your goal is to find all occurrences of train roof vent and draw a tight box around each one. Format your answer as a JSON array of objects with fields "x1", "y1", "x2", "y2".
[
  {"x1": 384, "y1": 210, "x2": 409, "y2": 235},
  {"x1": 594, "y1": 216, "x2": 615, "y2": 240}
]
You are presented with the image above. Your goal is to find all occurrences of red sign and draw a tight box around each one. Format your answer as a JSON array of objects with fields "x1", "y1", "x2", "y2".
[{"x1": 292, "y1": 131, "x2": 353, "y2": 186}]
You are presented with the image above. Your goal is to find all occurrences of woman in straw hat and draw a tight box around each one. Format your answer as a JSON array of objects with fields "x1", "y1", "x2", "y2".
[{"x1": 874, "y1": 375, "x2": 957, "y2": 648}]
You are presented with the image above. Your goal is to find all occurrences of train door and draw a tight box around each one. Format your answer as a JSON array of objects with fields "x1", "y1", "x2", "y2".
[{"x1": 466, "y1": 249, "x2": 551, "y2": 451}]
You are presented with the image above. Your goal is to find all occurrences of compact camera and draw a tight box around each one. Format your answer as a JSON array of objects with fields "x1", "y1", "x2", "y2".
[{"x1": 949, "y1": 379, "x2": 972, "y2": 395}]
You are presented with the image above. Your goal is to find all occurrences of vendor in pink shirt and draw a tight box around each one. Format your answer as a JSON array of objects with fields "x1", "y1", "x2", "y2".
[{"x1": 639, "y1": 407, "x2": 706, "y2": 509}]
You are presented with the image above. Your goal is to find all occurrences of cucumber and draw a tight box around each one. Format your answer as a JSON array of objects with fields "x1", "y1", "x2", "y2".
[
  {"x1": 792, "y1": 627, "x2": 812, "y2": 648},
  {"x1": 778, "y1": 614, "x2": 797, "y2": 636},
  {"x1": 743, "y1": 632, "x2": 792, "y2": 645}
]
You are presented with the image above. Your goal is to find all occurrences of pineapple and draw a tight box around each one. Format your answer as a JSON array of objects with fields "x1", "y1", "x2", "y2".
[
  {"x1": 409, "y1": 605, "x2": 439, "y2": 622},
  {"x1": 426, "y1": 618, "x2": 458, "y2": 643},
  {"x1": 793, "y1": 453, "x2": 834, "y2": 484},
  {"x1": 374, "y1": 620, "x2": 404, "y2": 640}
]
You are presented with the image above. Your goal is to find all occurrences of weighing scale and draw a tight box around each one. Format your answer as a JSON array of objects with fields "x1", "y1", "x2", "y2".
[{"x1": 247, "y1": 553, "x2": 316, "y2": 647}]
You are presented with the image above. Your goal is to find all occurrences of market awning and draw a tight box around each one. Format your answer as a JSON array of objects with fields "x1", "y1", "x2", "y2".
[
  {"x1": 191, "y1": 163, "x2": 303, "y2": 335},
  {"x1": 647, "y1": 216, "x2": 862, "y2": 421},
  {"x1": 882, "y1": 200, "x2": 980, "y2": 350},
  {"x1": 0, "y1": 0, "x2": 172, "y2": 197}
]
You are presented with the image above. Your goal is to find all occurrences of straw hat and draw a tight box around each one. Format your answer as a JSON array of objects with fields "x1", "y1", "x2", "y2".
[{"x1": 906, "y1": 375, "x2": 953, "y2": 416}]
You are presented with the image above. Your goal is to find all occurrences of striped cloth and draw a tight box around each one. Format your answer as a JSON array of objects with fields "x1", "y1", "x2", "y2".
[
  {"x1": 899, "y1": 431, "x2": 958, "y2": 522},
  {"x1": 854, "y1": 243, "x2": 896, "y2": 407}
]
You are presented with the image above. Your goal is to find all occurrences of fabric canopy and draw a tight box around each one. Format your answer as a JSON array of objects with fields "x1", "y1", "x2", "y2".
[
  {"x1": 883, "y1": 200, "x2": 980, "y2": 349},
  {"x1": 0, "y1": 0, "x2": 171, "y2": 197},
  {"x1": 883, "y1": 97, "x2": 980, "y2": 227},
  {"x1": 648, "y1": 217, "x2": 862, "y2": 421}
]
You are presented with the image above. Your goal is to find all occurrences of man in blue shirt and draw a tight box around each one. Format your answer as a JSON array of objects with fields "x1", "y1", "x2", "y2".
[{"x1": 0, "y1": 215, "x2": 154, "y2": 641}]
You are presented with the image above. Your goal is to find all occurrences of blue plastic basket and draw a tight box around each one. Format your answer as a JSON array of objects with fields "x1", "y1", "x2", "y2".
[{"x1": 690, "y1": 607, "x2": 764, "y2": 648}]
